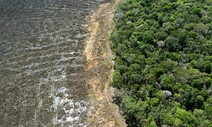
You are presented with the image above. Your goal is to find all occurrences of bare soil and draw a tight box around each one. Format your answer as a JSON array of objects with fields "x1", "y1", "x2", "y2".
[{"x1": 84, "y1": 0, "x2": 127, "y2": 127}]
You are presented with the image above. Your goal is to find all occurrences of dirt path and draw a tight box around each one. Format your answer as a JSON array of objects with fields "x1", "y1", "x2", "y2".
[{"x1": 83, "y1": 0, "x2": 127, "y2": 127}]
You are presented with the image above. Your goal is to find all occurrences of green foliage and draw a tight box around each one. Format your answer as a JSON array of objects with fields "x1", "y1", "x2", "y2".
[
  {"x1": 111, "y1": 0, "x2": 212, "y2": 126},
  {"x1": 174, "y1": 108, "x2": 197, "y2": 126}
]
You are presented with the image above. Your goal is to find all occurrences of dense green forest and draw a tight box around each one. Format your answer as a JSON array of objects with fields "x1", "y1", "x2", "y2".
[{"x1": 110, "y1": 0, "x2": 212, "y2": 126}]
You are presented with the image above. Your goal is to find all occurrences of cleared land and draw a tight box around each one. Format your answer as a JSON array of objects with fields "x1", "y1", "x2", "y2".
[{"x1": 84, "y1": 0, "x2": 126, "y2": 126}]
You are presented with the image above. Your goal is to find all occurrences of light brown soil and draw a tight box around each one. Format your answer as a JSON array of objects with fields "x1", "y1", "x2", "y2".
[{"x1": 84, "y1": 0, "x2": 127, "y2": 127}]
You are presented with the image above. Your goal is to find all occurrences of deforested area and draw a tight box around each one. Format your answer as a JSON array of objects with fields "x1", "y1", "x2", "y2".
[
  {"x1": 111, "y1": 0, "x2": 212, "y2": 126},
  {"x1": 84, "y1": 0, "x2": 126, "y2": 126},
  {"x1": 0, "y1": 0, "x2": 115, "y2": 127}
]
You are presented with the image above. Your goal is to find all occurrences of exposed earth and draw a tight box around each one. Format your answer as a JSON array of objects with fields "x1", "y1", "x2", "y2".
[
  {"x1": 0, "y1": 0, "x2": 126, "y2": 126},
  {"x1": 84, "y1": 0, "x2": 126, "y2": 126}
]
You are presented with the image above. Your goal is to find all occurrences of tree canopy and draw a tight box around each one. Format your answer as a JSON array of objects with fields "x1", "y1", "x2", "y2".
[{"x1": 111, "y1": 0, "x2": 212, "y2": 126}]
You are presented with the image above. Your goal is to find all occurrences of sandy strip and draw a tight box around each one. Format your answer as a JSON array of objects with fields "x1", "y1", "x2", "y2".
[{"x1": 83, "y1": 0, "x2": 127, "y2": 127}]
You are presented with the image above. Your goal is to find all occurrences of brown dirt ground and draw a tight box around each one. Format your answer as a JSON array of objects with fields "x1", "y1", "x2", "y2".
[{"x1": 83, "y1": 0, "x2": 127, "y2": 127}]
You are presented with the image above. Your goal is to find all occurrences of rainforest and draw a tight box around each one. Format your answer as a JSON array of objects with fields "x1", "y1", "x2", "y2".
[{"x1": 111, "y1": 0, "x2": 212, "y2": 126}]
